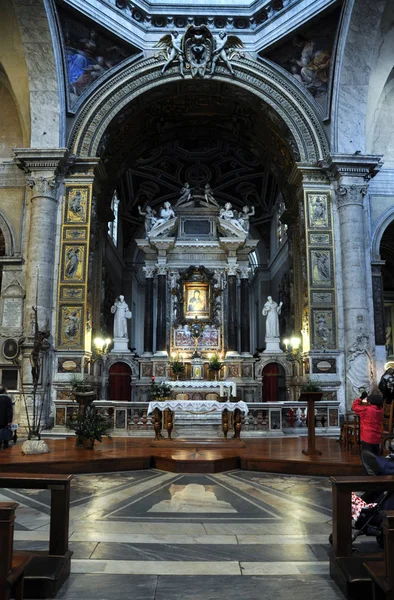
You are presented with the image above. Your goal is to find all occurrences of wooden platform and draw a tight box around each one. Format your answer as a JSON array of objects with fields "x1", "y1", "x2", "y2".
[{"x1": 0, "y1": 436, "x2": 363, "y2": 475}]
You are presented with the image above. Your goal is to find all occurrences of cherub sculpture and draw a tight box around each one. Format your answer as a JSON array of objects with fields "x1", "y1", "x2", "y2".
[
  {"x1": 210, "y1": 31, "x2": 244, "y2": 76},
  {"x1": 155, "y1": 31, "x2": 185, "y2": 77}
]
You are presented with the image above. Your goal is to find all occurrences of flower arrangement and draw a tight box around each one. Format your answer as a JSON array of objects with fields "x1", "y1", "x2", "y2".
[
  {"x1": 301, "y1": 378, "x2": 323, "y2": 393},
  {"x1": 169, "y1": 357, "x2": 186, "y2": 380},
  {"x1": 148, "y1": 380, "x2": 173, "y2": 401},
  {"x1": 66, "y1": 405, "x2": 111, "y2": 448},
  {"x1": 208, "y1": 354, "x2": 223, "y2": 372}
]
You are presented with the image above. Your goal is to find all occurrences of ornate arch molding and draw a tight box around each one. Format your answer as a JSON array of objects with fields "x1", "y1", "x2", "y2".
[
  {"x1": 371, "y1": 207, "x2": 394, "y2": 259},
  {"x1": 104, "y1": 355, "x2": 138, "y2": 376},
  {"x1": 255, "y1": 355, "x2": 292, "y2": 379},
  {"x1": 69, "y1": 57, "x2": 329, "y2": 163},
  {"x1": 0, "y1": 211, "x2": 16, "y2": 256}
]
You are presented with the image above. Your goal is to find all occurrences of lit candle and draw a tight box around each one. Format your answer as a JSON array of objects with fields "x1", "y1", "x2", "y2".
[{"x1": 219, "y1": 382, "x2": 224, "y2": 397}]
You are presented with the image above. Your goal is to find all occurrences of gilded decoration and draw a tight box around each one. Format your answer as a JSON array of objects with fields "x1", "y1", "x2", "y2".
[
  {"x1": 64, "y1": 187, "x2": 90, "y2": 224},
  {"x1": 63, "y1": 226, "x2": 88, "y2": 241},
  {"x1": 60, "y1": 286, "x2": 84, "y2": 301},
  {"x1": 184, "y1": 282, "x2": 209, "y2": 320},
  {"x1": 61, "y1": 244, "x2": 86, "y2": 282},
  {"x1": 309, "y1": 248, "x2": 333, "y2": 287},
  {"x1": 58, "y1": 305, "x2": 84, "y2": 349},
  {"x1": 304, "y1": 190, "x2": 336, "y2": 350},
  {"x1": 57, "y1": 183, "x2": 92, "y2": 351}
]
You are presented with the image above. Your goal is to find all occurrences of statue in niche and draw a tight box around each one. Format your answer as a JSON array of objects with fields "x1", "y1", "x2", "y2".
[
  {"x1": 64, "y1": 310, "x2": 80, "y2": 340},
  {"x1": 138, "y1": 205, "x2": 157, "y2": 237},
  {"x1": 316, "y1": 312, "x2": 331, "y2": 343},
  {"x1": 262, "y1": 296, "x2": 283, "y2": 339},
  {"x1": 111, "y1": 295, "x2": 132, "y2": 338},
  {"x1": 238, "y1": 205, "x2": 255, "y2": 233},
  {"x1": 203, "y1": 183, "x2": 219, "y2": 207},
  {"x1": 175, "y1": 183, "x2": 192, "y2": 207},
  {"x1": 69, "y1": 191, "x2": 83, "y2": 214},
  {"x1": 150, "y1": 202, "x2": 176, "y2": 231},
  {"x1": 65, "y1": 247, "x2": 81, "y2": 278},
  {"x1": 156, "y1": 32, "x2": 185, "y2": 77}
]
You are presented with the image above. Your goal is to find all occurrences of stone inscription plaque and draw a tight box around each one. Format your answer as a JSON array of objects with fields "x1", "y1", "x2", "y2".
[{"x1": 2, "y1": 298, "x2": 23, "y2": 328}]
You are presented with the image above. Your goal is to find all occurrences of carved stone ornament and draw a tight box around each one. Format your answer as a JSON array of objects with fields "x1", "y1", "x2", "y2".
[
  {"x1": 142, "y1": 266, "x2": 156, "y2": 279},
  {"x1": 156, "y1": 264, "x2": 167, "y2": 276},
  {"x1": 155, "y1": 26, "x2": 244, "y2": 79},
  {"x1": 27, "y1": 176, "x2": 57, "y2": 197},
  {"x1": 226, "y1": 264, "x2": 239, "y2": 277},
  {"x1": 335, "y1": 185, "x2": 368, "y2": 208},
  {"x1": 239, "y1": 267, "x2": 251, "y2": 279}
]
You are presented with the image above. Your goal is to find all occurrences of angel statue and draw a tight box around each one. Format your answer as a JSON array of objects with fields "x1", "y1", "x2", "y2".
[
  {"x1": 204, "y1": 183, "x2": 219, "y2": 207},
  {"x1": 210, "y1": 31, "x2": 244, "y2": 76},
  {"x1": 155, "y1": 31, "x2": 185, "y2": 78},
  {"x1": 175, "y1": 182, "x2": 192, "y2": 207}
]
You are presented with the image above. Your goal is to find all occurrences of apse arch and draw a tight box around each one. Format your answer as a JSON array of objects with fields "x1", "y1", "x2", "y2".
[
  {"x1": 68, "y1": 56, "x2": 329, "y2": 162},
  {"x1": 0, "y1": 211, "x2": 15, "y2": 256}
]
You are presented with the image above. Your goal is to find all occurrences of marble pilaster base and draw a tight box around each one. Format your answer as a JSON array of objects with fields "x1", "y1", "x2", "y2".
[
  {"x1": 263, "y1": 338, "x2": 283, "y2": 354},
  {"x1": 111, "y1": 338, "x2": 131, "y2": 353}
]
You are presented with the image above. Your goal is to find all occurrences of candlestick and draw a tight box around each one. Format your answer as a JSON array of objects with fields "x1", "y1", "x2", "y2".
[
  {"x1": 231, "y1": 382, "x2": 236, "y2": 397},
  {"x1": 219, "y1": 382, "x2": 224, "y2": 397}
]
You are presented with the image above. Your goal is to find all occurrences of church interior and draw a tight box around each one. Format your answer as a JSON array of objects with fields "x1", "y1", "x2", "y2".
[{"x1": 1, "y1": 0, "x2": 394, "y2": 598}]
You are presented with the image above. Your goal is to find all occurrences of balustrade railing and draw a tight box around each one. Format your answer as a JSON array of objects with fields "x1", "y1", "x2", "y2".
[{"x1": 53, "y1": 399, "x2": 340, "y2": 436}]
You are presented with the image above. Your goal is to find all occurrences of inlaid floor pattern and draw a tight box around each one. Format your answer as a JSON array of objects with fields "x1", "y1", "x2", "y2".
[{"x1": 1, "y1": 469, "x2": 361, "y2": 599}]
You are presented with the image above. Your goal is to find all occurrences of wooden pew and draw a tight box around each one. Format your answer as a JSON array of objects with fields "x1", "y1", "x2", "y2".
[
  {"x1": 330, "y1": 476, "x2": 394, "y2": 600},
  {"x1": 0, "y1": 502, "x2": 31, "y2": 600},
  {"x1": 364, "y1": 512, "x2": 394, "y2": 600},
  {"x1": 0, "y1": 474, "x2": 73, "y2": 599}
]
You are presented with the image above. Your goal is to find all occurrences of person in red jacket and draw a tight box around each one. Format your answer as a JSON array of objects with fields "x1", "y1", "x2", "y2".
[{"x1": 352, "y1": 391, "x2": 383, "y2": 455}]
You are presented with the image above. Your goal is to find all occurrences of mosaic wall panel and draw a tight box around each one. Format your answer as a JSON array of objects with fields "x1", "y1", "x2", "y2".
[
  {"x1": 305, "y1": 191, "x2": 336, "y2": 350},
  {"x1": 57, "y1": 184, "x2": 92, "y2": 350}
]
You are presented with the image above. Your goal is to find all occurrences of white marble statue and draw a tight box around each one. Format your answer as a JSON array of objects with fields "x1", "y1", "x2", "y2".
[
  {"x1": 204, "y1": 183, "x2": 219, "y2": 207},
  {"x1": 111, "y1": 295, "x2": 132, "y2": 338},
  {"x1": 150, "y1": 201, "x2": 176, "y2": 230},
  {"x1": 238, "y1": 205, "x2": 255, "y2": 233},
  {"x1": 175, "y1": 183, "x2": 192, "y2": 207},
  {"x1": 219, "y1": 203, "x2": 246, "y2": 231},
  {"x1": 262, "y1": 296, "x2": 283, "y2": 339},
  {"x1": 138, "y1": 205, "x2": 157, "y2": 236}
]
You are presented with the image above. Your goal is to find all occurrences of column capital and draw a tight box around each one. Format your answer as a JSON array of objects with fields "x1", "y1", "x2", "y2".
[
  {"x1": 226, "y1": 264, "x2": 239, "y2": 277},
  {"x1": 322, "y1": 154, "x2": 383, "y2": 182},
  {"x1": 143, "y1": 266, "x2": 156, "y2": 278},
  {"x1": 239, "y1": 267, "x2": 251, "y2": 279},
  {"x1": 13, "y1": 148, "x2": 69, "y2": 199},
  {"x1": 335, "y1": 184, "x2": 368, "y2": 209},
  {"x1": 155, "y1": 264, "x2": 167, "y2": 276}
]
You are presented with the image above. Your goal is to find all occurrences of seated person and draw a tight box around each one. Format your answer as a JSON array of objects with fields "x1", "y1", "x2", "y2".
[{"x1": 352, "y1": 391, "x2": 383, "y2": 456}]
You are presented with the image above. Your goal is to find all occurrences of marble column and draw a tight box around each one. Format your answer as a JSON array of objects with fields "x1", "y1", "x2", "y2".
[
  {"x1": 328, "y1": 155, "x2": 382, "y2": 397},
  {"x1": 13, "y1": 148, "x2": 68, "y2": 331},
  {"x1": 226, "y1": 266, "x2": 238, "y2": 356},
  {"x1": 142, "y1": 266, "x2": 155, "y2": 355},
  {"x1": 240, "y1": 267, "x2": 251, "y2": 355},
  {"x1": 155, "y1": 265, "x2": 167, "y2": 355}
]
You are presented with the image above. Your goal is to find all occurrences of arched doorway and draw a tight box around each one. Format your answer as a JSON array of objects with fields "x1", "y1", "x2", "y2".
[
  {"x1": 262, "y1": 362, "x2": 286, "y2": 402},
  {"x1": 108, "y1": 362, "x2": 132, "y2": 401}
]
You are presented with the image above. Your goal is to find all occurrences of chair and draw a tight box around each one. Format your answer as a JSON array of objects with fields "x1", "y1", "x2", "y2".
[
  {"x1": 381, "y1": 401, "x2": 394, "y2": 455},
  {"x1": 342, "y1": 412, "x2": 360, "y2": 453}
]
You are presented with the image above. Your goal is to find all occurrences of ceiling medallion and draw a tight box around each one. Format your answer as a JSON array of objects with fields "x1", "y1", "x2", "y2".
[{"x1": 155, "y1": 25, "x2": 244, "y2": 79}]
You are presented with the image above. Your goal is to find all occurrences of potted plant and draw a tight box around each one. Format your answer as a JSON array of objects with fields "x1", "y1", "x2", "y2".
[
  {"x1": 66, "y1": 404, "x2": 111, "y2": 449},
  {"x1": 148, "y1": 381, "x2": 172, "y2": 402},
  {"x1": 68, "y1": 374, "x2": 96, "y2": 418},
  {"x1": 169, "y1": 358, "x2": 185, "y2": 381},
  {"x1": 208, "y1": 354, "x2": 223, "y2": 380},
  {"x1": 299, "y1": 378, "x2": 324, "y2": 402}
]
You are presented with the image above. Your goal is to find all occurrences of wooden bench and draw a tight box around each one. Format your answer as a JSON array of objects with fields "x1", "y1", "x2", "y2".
[
  {"x1": 330, "y1": 476, "x2": 394, "y2": 600},
  {"x1": 0, "y1": 502, "x2": 31, "y2": 600},
  {"x1": 364, "y1": 511, "x2": 394, "y2": 600},
  {"x1": 0, "y1": 474, "x2": 73, "y2": 599}
]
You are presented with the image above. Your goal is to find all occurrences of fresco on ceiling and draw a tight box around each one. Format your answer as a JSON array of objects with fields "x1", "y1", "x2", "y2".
[
  {"x1": 263, "y1": 6, "x2": 342, "y2": 110},
  {"x1": 57, "y1": 6, "x2": 138, "y2": 106}
]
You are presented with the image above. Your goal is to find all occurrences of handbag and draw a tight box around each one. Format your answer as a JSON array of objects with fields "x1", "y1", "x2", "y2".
[{"x1": 0, "y1": 426, "x2": 12, "y2": 442}]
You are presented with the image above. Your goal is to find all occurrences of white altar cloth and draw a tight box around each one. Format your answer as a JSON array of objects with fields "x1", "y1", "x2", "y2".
[
  {"x1": 147, "y1": 400, "x2": 248, "y2": 415},
  {"x1": 169, "y1": 381, "x2": 233, "y2": 388}
]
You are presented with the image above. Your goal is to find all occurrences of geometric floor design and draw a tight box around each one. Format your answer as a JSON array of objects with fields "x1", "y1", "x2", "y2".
[{"x1": 0, "y1": 469, "x2": 364, "y2": 599}]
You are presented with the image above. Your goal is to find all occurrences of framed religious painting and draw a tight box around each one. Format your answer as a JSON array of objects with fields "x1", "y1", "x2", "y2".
[{"x1": 184, "y1": 282, "x2": 209, "y2": 320}]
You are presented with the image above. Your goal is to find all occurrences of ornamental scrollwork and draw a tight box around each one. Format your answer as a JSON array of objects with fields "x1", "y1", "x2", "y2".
[{"x1": 154, "y1": 26, "x2": 244, "y2": 79}]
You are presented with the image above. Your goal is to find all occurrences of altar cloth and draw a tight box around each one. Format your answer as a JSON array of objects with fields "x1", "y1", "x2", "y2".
[{"x1": 147, "y1": 400, "x2": 249, "y2": 415}]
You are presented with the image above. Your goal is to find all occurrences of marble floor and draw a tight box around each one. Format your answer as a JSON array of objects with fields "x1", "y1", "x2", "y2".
[{"x1": 1, "y1": 469, "x2": 371, "y2": 599}]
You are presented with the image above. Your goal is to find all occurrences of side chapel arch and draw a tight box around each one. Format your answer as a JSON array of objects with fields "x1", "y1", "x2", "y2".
[{"x1": 59, "y1": 55, "x2": 332, "y2": 362}]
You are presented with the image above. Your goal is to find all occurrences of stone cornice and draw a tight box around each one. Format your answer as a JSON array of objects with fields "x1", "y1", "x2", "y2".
[
  {"x1": 13, "y1": 148, "x2": 69, "y2": 175},
  {"x1": 323, "y1": 154, "x2": 384, "y2": 181}
]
